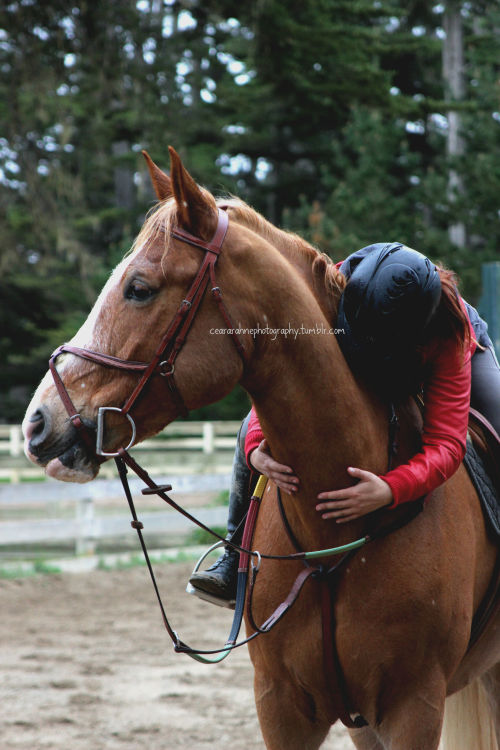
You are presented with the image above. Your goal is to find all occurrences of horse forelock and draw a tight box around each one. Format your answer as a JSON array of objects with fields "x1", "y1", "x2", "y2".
[{"x1": 129, "y1": 197, "x2": 177, "y2": 261}]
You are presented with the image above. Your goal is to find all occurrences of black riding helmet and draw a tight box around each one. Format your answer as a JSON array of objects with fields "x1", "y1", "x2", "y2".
[
  {"x1": 339, "y1": 242, "x2": 442, "y2": 350},
  {"x1": 336, "y1": 243, "x2": 442, "y2": 397}
]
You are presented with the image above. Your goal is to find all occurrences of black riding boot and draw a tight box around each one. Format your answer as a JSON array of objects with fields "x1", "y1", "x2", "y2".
[{"x1": 188, "y1": 413, "x2": 252, "y2": 603}]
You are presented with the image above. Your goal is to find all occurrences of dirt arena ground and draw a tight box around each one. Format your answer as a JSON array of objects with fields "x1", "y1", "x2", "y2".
[{"x1": 0, "y1": 561, "x2": 352, "y2": 750}]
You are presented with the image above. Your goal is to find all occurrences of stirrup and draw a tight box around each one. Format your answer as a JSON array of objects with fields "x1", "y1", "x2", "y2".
[{"x1": 186, "y1": 540, "x2": 236, "y2": 609}]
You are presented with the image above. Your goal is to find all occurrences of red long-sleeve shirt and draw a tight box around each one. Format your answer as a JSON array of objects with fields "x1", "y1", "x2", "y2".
[{"x1": 244, "y1": 320, "x2": 476, "y2": 507}]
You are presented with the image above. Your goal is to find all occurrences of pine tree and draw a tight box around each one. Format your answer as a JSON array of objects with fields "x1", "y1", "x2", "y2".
[{"x1": 0, "y1": 0, "x2": 498, "y2": 420}]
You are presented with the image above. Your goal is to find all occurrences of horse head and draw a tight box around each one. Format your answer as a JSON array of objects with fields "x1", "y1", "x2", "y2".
[{"x1": 22, "y1": 148, "x2": 261, "y2": 481}]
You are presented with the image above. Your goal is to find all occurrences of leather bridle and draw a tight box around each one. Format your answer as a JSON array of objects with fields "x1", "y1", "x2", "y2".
[{"x1": 49, "y1": 207, "x2": 246, "y2": 458}]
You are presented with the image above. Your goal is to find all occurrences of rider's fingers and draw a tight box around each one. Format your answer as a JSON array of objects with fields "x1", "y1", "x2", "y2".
[{"x1": 275, "y1": 479, "x2": 299, "y2": 494}]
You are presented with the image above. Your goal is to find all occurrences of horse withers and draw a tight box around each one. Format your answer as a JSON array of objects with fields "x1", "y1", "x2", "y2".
[{"x1": 23, "y1": 147, "x2": 499, "y2": 750}]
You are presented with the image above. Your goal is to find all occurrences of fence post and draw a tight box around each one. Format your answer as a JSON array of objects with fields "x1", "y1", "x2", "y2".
[
  {"x1": 478, "y1": 261, "x2": 500, "y2": 358},
  {"x1": 75, "y1": 496, "x2": 95, "y2": 556},
  {"x1": 9, "y1": 426, "x2": 22, "y2": 457},
  {"x1": 202, "y1": 422, "x2": 215, "y2": 454}
]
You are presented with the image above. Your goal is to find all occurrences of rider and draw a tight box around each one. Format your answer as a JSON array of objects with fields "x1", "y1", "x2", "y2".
[{"x1": 188, "y1": 242, "x2": 500, "y2": 603}]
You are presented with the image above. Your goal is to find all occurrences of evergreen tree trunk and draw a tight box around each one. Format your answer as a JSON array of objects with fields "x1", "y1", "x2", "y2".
[
  {"x1": 112, "y1": 141, "x2": 135, "y2": 211},
  {"x1": 443, "y1": 0, "x2": 466, "y2": 248}
]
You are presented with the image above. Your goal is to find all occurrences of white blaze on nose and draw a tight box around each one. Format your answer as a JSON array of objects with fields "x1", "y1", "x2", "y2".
[
  {"x1": 22, "y1": 253, "x2": 135, "y2": 447},
  {"x1": 56, "y1": 254, "x2": 135, "y2": 377},
  {"x1": 22, "y1": 246, "x2": 147, "y2": 480}
]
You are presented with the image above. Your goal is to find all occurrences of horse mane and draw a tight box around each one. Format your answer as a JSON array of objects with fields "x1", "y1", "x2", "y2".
[
  {"x1": 129, "y1": 193, "x2": 346, "y2": 315},
  {"x1": 219, "y1": 197, "x2": 346, "y2": 304}
]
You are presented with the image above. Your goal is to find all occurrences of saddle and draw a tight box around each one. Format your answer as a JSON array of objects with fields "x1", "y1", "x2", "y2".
[
  {"x1": 463, "y1": 408, "x2": 500, "y2": 650},
  {"x1": 464, "y1": 407, "x2": 500, "y2": 541}
]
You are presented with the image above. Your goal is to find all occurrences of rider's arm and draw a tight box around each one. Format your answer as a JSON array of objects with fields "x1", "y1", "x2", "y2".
[
  {"x1": 245, "y1": 406, "x2": 265, "y2": 469},
  {"x1": 244, "y1": 407, "x2": 299, "y2": 493}
]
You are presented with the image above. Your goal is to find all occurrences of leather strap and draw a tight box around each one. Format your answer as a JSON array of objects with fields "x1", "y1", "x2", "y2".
[
  {"x1": 48, "y1": 353, "x2": 102, "y2": 460},
  {"x1": 51, "y1": 344, "x2": 150, "y2": 373},
  {"x1": 171, "y1": 208, "x2": 228, "y2": 254},
  {"x1": 468, "y1": 550, "x2": 500, "y2": 650},
  {"x1": 320, "y1": 568, "x2": 368, "y2": 728},
  {"x1": 115, "y1": 449, "x2": 323, "y2": 658},
  {"x1": 121, "y1": 209, "x2": 234, "y2": 418}
]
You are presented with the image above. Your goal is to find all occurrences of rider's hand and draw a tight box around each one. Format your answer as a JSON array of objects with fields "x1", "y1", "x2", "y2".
[
  {"x1": 316, "y1": 467, "x2": 393, "y2": 523},
  {"x1": 249, "y1": 439, "x2": 299, "y2": 494}
]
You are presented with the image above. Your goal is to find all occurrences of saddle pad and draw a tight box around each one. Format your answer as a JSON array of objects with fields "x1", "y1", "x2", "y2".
[{"x1": 463, "y1": 436, "x2": 500, "y2": 540}]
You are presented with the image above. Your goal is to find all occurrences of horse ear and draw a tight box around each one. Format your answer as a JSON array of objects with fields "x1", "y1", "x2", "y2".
[
  {"x1": 142, "y1": 150, "x2": 172, "y2": 201},
  {"x1": 168, "y1": 146, "x2": 217, "y2": 237}
]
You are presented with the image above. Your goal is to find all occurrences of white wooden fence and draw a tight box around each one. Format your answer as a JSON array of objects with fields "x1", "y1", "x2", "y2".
[
  {"x1": 0, "y1": 420, "x2": 241, "y2": 482},
  {"x1": 0, "y1": 425, "x2": 23, "y2": 457},
  {"x1": 0, "y1": 421, "x2": 241, "y2": 556},
  {"x1": 0, "y1": 473, "x2": 233, "y2": 557}
]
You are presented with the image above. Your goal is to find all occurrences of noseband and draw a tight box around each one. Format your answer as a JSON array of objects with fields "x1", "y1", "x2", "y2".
[{"x1": 49, "y1": 208, "x2": 246, "y2": 458}]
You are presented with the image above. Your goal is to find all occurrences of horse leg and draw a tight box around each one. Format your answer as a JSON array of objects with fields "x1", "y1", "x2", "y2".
[
  {"x1": 349, "y1": 703, "x2": 443, "y2": 750},
  {"x1": 348, "y1": 726, "x2": 386, "y2": 750},
  {"x1": 373, "y1": 684, "x2": 445, "y2": 750},
  {"x1": 349, "y1": 674, "x2": 500, "y2": 750},
  {"x1": 253, "y1": 670, "x2": 331, "y2": 750}
]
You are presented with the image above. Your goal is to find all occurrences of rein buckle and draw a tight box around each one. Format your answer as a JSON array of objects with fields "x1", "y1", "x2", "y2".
[
  {"x1": 159, "y1": 361, "x2": 175, "y2": 377},
  {"x1": 96, "y1": 406, "x2": 137, "y2": 457}
]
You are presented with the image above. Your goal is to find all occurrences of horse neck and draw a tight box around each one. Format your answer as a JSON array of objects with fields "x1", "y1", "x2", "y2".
[
  {"x1": 243, "y1": 263, "x2": 387, "y2": 550},
  {"x1": 225, "y1": 203, "x2": 341, "y2": 324}
]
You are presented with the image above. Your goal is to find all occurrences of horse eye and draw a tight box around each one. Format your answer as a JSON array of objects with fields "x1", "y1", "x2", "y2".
[{"x1": 125, "y1": 280, "x2": 155, "y2": 302}]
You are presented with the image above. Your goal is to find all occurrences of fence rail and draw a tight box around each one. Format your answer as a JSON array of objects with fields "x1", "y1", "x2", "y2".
[
  {"x1": 0, "y1": 420, "x2": 241, "y2": 455},
  {"x1": 0, "y1": 425, "x2": 23, "y2": 457},
  {"x1": 0, "y1": 420, "x2": 241, "y2": 483},
  {"x1": 0, "y1": 472, "x2": 233, "y2": 556},
  {"x1": 0, "y1": 501, "x2": 229, "y2": 556},
  {"x1": 0, "y1": 421, "x2": 239, "y2": 556}
]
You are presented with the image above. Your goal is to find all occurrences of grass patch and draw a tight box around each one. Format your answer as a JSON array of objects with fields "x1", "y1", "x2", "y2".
[
  {"x1": 98, "y1": 554, "x2": 146, "y2": 571},
  {"x1": 97, "y1": 548, "x2": 203, "y2": 572},
  {"x1": 212, "y1": 489, "x2": 229, "y2": 506},
  {"x1": 186, "y1": 525, "x2": 226, "y2": 546},
  {"x1": 33, "y1": 559, "x2": 61, "y2": 574},
  {"x1": 0, "y1": 558, "x2": 61, "y2": 579},
  {"x1": 0, "y1": 476, "x2": 46, "y2": 484},
  {"x1": 0, "y1": 566, "x2": 32, "y2": 579}
]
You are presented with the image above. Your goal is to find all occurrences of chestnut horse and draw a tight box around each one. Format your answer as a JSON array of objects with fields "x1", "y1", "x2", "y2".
[{"x1": 23, "y1": 148, "x2": 499, "y2": 750}]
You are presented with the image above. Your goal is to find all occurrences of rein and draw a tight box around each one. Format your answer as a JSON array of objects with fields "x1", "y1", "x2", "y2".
[{"x1": 112, "y1": 438, "x2": 421, "y2": 729}]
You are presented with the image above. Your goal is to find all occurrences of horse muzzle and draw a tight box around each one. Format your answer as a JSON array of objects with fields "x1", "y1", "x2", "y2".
[{"x1": 23, "y1": 404, "x2": 99, "y2": 483}]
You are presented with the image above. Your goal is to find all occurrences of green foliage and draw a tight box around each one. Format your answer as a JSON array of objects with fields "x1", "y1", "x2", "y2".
[
  {"x1": 0, "y1": 1, "x2": 498, "y2": 421},
  {"x1": 187, "y1": 526, "x2": 227, "y2": 547},
  {"x1": 0, "y1": 559, "x2": 62, "y2": 579},
  {"x1": 189, "y1": 385, "x2": 250, "y2": 422},
  {"x1": 213, "y1": 490, "x2": 230, "y2": 507}
]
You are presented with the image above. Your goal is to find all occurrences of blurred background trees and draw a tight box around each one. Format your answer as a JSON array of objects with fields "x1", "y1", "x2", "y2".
[{"x1": 1, "y1": 0, "x2": 498, "y2": 420}]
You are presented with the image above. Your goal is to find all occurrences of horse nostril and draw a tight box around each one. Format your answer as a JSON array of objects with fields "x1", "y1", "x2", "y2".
[
  {"x1": 30, "y1": 409, "x2": 45, "y2": 433},
  {"x1": 24, "y1": 409, "x2": 43, "y2": 442},
  {"x1": 28, "y1": 408, "x2": 52, "y2": 449}
]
